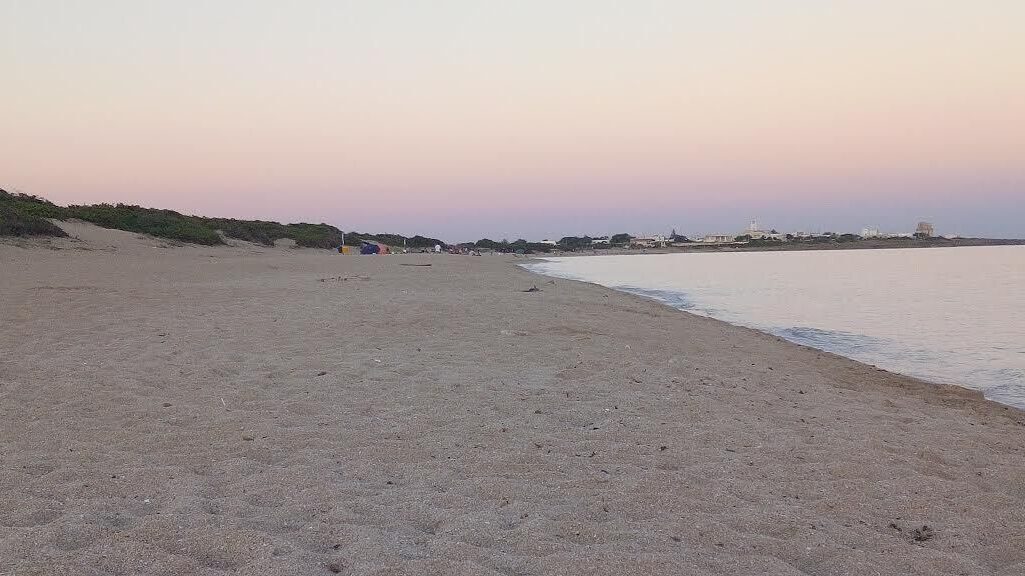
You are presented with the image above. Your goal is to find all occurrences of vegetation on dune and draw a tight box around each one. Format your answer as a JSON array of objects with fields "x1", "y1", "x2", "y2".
[
  {"x1": 0, "y1": 190, "x2": 65, "y2": 218},
  {"x1": 282, "y1": 223, "x2": 347, "y2": 249},
  {"x1": 1, "y1": 189, "x2": 227, "y2": 244},
  {"x1": 0, "y1": 205, "x2": 69, "y2": 238},
  {"x1": 62, "y1": 205, "x2": 350, "y2": 247},
  {"x1": 66, "y1": 203, "x2": 224, "y2": 245},
  {"x1": 195, "y1": 218, "x2": 283, "y2": 246},
  {"x1": 197, "y1": 218, "x2": 344, "y2": 248},
  {"x1": 0, "y1": 190, "x2": 68, "y2": 238},
  {"x1": 1, "y1": 188, "x2": 437, "y2": 249}
]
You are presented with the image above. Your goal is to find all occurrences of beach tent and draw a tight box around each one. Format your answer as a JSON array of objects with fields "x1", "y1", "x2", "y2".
[{"x1": 360, "y1": 242, "x2": 380, "y2": 255}]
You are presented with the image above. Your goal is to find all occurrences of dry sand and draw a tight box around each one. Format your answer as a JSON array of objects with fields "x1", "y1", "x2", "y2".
[{"x1": 2, "y1": 222, "x2": 1024, "y2": 576}]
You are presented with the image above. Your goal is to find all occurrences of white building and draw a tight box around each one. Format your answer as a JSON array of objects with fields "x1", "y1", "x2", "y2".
[
  {"x1": 540, "y1": 239, "x2": 558, "y2": 246},
  {"x1": 861, "y1": 227, "x2": 880, "y2": 238},
  {"x1": 592, "y1": 236, "x2": 611, "y2": 245},
  {"x1": 631, "y1": 234, "x2": 669, "y2": 248},
  {"x1": 742, "y1": 219, "x2": 786, "y2": 240},
  {"x1": 702, "y1": 234, "x2": 735, "y2": 244}
]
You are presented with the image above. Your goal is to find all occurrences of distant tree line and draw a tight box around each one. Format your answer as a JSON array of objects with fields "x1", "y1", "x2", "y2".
[
  {"x1": 471, "y1": 238, "x2": 554, "y2": 253},
  {"x1": 557, "y1": 236, "x2": 594, "y2": 250},
  {"x1": 343, "y1": 232, "x2": 446, "y2": 249},
  {"x1": 733, "y1": 235, "x2": 783, "y2": 246},
  {"x1": 782, "y1": 232, "x2": 863, "y2": 245},
  {"x1": 466, "y1": 233, "x2": 636, "y2": 253}
]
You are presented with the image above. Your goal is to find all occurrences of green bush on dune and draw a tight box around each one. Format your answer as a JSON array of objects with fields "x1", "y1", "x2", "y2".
[
  {"x1": 199, "y1": 218, "x2": 283, "y2": 246},
  {"x1": 282, "y1": 223, "x2": 345, "y2": 249},
  {"x1": 65, "y1": 203, "x2": 224, "y2": 245},
  {"x1": 0, "y1": 204, "x2": 69, "y2": 237},
  {"x1": 0, "y1": 191, "x2": 65, "y2": 219},
  {"x1": 1, "y1": 189, "x2": 440, "y2": 249},
  {"x1": 185, "y1": 217, "x2": 344, "y2": 248},
  {"x1": 0, "y1": 191, "x2": 68, "y2": 237}
]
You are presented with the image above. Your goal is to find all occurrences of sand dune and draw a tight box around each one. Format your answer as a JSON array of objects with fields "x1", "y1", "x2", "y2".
[{"x1": 2, "y1": 223, "x2": 1023, "y2": 575}]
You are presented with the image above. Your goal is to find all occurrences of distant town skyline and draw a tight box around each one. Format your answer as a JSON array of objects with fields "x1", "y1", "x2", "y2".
[{"x1": 3, "y1": 1, "x2": 1023, "y2": 242}]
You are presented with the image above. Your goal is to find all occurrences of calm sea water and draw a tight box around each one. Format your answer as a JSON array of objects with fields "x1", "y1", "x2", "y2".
[{"x1": 528, "y1": 246, "x2": 1025, "y2": 409}]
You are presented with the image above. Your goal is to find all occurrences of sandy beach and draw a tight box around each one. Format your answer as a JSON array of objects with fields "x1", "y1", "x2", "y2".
[{"x1": 2, "y1": 223, "x2": 1024, "y2": 576}]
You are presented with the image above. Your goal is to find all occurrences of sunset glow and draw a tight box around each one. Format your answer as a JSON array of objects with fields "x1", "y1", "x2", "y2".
[{"x1": 3, "y1": 1, "x2": 1023, "y2": 239}]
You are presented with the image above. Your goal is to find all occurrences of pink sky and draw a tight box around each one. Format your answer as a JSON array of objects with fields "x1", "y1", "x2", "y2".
[{"x1": 2, "y1": 1, "x2": 1023, "y2": 240}]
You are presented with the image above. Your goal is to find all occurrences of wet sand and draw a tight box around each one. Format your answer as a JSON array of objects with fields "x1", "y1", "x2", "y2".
[{"x1": 2, "y1": 222, "x2": 1024, "y2": 575}]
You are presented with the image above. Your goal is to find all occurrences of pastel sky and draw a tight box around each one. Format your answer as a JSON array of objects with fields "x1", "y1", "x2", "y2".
[{"x1": 2, "y1": 1, "x2": 1023, "y2": 241}]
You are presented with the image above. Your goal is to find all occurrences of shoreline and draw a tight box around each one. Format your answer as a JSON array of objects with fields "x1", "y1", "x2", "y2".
[
  {"x1": 522, "y1": 262, "x2": 1018, "y2": 412},
  {"x1": 3, "y1": 222, "x2": 1024, "y2": 575},
  {"x1": 522, "y1": 255, "x2": 1024, "y2": 411}
]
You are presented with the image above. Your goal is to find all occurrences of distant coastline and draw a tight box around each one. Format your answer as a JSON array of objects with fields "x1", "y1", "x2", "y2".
[
  {"x1": 538, "y1": 236, "x2": 1025, "y2": 257},
  {"x1": 644, "y1": 236, "x2": 1024, "y2": 254},
  {"x1": 5, "y1": 189, "x2": 1022, "y2": 255}
]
